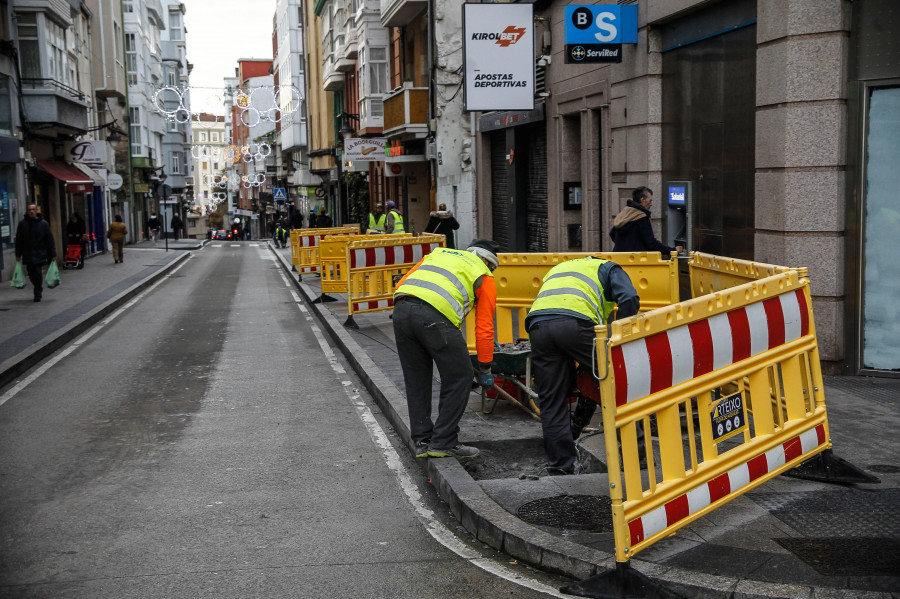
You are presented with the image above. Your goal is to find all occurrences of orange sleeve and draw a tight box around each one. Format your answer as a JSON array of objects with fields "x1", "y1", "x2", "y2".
[{"x1": 474, "y1": 275, "x2": 497, "y2": 364}]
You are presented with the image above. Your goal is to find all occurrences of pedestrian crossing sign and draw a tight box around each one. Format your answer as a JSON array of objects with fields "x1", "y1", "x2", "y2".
[{"x1": 273, "y1": 188, "x2": 286, "y2": 201}]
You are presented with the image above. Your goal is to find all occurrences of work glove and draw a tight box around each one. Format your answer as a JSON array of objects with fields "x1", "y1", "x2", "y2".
[{"x1": 477, "y1": 364, "x2": 494, "y2": 392}]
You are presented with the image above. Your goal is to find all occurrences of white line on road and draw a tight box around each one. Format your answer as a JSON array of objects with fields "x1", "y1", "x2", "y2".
[
  {"x1": 276, "y1": 269, "x2": 568, "y2": 597},
  {"x1": 0, "y1": 257, "x2": 193, "y2": 408}
]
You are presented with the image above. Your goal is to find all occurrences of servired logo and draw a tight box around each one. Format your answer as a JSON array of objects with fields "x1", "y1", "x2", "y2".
[{"x1": 471, "y1": 26, "x2": 526, "y2": 47}]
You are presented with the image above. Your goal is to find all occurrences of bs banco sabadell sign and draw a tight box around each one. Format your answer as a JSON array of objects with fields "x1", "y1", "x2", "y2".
[{"x1": 564, "y1": 5, "x2": 638, "y2": 64}]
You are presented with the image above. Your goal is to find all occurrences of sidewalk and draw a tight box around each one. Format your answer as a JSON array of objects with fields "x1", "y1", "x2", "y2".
[
  {"x1": 1, "y1": 240, "x2": 896, "y2": 598},
  {"x1": 270, "y1": 244, "x2": 900, "y2": 599},
  {"x1": 0, "y1": 239, "x2": 201, "y2": 389}
]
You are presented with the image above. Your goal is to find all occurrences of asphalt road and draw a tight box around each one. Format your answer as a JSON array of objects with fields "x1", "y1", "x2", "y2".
[{"x1": 0, "y1": 243, "x2": 572, "y2": 598}]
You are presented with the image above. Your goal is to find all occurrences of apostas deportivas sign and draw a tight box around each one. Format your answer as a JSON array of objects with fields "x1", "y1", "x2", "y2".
[
  {"x1": 343, "y1": 138, "x2": 387, "y2": 162},
  {"x1": 463, "y1": 3, "x2": 534, "y2": 112}
]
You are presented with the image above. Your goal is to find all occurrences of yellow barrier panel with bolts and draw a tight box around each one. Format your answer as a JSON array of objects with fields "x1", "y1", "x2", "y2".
[
  {"x1": 320, "y1": 233, "x2": 411, "y2": 294},
  {"x1": 292, "y1": 225, "x2": 361, "y2": 273},
  {"x1": 345, "y1": 234, "x2": 445, "y2": 316},
  {"x1": 463, "y1": 252, "x2": 679, "y2": 352},
  {"x1": 689, "y1": 251, "x2": 792, "y2": 297},
  {"x1": 596, "y1": 269, "x2": 830, "y2": 564}
]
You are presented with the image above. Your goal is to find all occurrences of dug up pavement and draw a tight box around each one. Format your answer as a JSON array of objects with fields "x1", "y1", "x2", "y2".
[{"x1": 1, "y1": 239, "x2": 898, "y2": 599}]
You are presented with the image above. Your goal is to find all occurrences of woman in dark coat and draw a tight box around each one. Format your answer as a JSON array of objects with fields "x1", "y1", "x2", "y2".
[{"x1": 424, "y1": 203, "x2": 460, "y2": 249}]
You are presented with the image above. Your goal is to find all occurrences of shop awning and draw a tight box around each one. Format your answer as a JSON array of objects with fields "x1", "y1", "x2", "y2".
[
  {"x1": 37, "y1": 159, "x2": 94, "y2": 193},
  {"x1": 73, "y1": 162, "x2": 106, "y2": 187}
]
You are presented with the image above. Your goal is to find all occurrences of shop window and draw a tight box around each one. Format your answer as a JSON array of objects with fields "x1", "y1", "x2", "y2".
[{"x1": 0, "y1": 75, "x2": 12, "y2": 135}]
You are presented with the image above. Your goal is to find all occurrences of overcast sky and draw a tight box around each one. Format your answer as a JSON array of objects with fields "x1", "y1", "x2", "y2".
[{"x1": 183, "y1": 0, "x2": 277, "y2": 114}]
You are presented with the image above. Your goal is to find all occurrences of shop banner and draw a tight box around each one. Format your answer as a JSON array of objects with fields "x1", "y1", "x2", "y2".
[
  {"x1": 463, "y1": 3, "x2": 534, "y2": 112},
  {"x1": 344, "y1": 138, "x2": 387, "y2": 162}
]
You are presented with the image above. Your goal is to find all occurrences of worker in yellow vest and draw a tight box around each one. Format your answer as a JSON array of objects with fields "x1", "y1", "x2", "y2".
[
  {"x1": 367, "y1": 203, "x2": 386, "y2": 232},
  {"x1": 393, "y1": 239, "x2": 501, "y2": 460},
  {"x1": 385, "y1": 200, "x2": 405, "y2": 234},
  {"x1": 525, "y1": 256, "x2": 640, "y2": 475}
]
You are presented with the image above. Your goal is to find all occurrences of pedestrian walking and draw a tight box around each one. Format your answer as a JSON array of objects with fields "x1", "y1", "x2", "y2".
[
  {"x1": 392, "y1": 239, "x2": 501, "y2": 460},
  {"x1": 425, "y1": 203, "x2": 460, "y2": 248},
  {"x1": 170, "y1": 214, "x2": 183, "y2": 241},
  {"x1": 317, "y1": 210, "x2": 332, "y2": 228},
  {"x1": 14, "y1": 203, "x2": 57, "y2": 302},
  {"x1": 367, "y1": 203, "x2": 386, "y2": 232},
  {"x1": 147, "y1": 214, "x2": 161, "y2": 245},
  {"x1": 385, "y1": 201, "x2": 405, "y2": 234},
  {"x1": 525, "y1": 256, "x2": 640, "y2": 475},
  {"x1": 308, "y1": 210, "x2": 317, "y2": 229},
  {"x1": 106, "y1": 215, "x2": 127, "y2": 263},
  {"x1": 609, "y1": 186, "x2": 683, "y2": 255}
]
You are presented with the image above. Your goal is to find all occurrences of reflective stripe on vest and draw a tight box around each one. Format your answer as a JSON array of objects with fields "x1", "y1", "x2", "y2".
[
  {"x1": 394, "y1": 248, "x2": 490, "y2": 327},
  {"x1": 529, "y1": 257, "x2": 617, "y2": 324},
  {"x1": 390, "y1": 210, "x2": 405, "y2": 233},
  {"x1": 368, "y1": 213, "x2": 386, "y2": 230}
]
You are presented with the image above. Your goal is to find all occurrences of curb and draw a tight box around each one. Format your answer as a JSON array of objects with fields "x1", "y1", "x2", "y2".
[
  {"x1": 0, "y1": 253, "x2": 191, "y2": 390},
  {"x1": 269, "y1": 244, "x2": 894, "y2": 599}
]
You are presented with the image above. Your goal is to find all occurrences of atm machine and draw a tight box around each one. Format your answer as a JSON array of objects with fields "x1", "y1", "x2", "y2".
[{"x1": 665, "y1": 180, "x2": 693, "y2": 252}]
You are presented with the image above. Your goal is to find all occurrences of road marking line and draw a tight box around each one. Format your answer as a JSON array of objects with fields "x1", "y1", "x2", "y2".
[
  {"x1": 0, "y1": 257, "x2": 192, "y2": 408},
  {"x1": 275, "y1": 267, "x2": 568, "y2": 597}
]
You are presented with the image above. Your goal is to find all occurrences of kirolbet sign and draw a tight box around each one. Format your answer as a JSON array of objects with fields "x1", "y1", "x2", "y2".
[{"x1": 463, "y1": 3, "x2": 534, "y2": 112}]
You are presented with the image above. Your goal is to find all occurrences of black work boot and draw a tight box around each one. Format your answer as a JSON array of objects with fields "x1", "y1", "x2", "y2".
[{"x1": 570, "y1": 396, "x2": 598, "y2": 440}]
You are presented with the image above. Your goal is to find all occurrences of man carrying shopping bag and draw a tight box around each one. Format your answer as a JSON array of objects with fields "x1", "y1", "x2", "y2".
[{"x1": 14, "y1": 203, "x2": 57, "y2": 302}]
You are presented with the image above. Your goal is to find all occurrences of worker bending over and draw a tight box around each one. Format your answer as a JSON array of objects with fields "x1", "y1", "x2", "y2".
[
  {"x1": 393, "y1": 239, "x2": 500, "y2": 460},
  {"x1": 525, "y1": 256, "x2": 640, "y2": 475}
]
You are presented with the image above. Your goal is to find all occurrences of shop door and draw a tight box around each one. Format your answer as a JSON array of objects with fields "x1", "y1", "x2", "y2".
[
  {"x1": 522, "y1": 125, "x2": 548, "y2": 252},
  {"x1": 490, "y1": 130, "x2": 512, "y2": 251}
]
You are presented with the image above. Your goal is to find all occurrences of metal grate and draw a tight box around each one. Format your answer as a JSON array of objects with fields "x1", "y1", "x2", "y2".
[{"x1": 775, "y1": 537, "x2": 900, "y2": 577}]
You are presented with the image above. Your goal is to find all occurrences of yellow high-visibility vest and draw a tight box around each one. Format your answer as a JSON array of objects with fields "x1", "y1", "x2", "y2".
[
  {"x1": 389, "y1": 210, "x2": 405, "y2": 233},
  {"x1": 394, "y1": 248, "x2": 491, "y2": 327},
  {"x1": 528, "y1": 257, "x2": 617, "y2": 325}
]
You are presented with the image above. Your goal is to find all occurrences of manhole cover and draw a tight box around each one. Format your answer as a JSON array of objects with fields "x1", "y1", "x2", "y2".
[
  {"x1": 517, "y1": 495, "x2": 614, "y2": 531},
  {"x1": 775, "y1": 537, "x2": 900, "y2": 576},
  {"x1": 867, "y1": 464, "x2": 900, "y2": 474}
]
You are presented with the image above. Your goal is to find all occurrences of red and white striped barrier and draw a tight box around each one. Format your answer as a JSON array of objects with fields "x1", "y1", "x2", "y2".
[
  {"x1": 350, "y1": 242, "x2": 443, "y2": 269},
  {"x1": 628, "y1": 424, "x2": 826, "y2": 544},
  {"x1": 611, "y1": 288, "x2": 810, "y2": 407}
]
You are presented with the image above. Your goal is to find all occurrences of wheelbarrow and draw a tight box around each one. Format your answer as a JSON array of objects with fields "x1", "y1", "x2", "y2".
[{"x1": 470, "y1": 342, "x2": 541, "y2": 422}]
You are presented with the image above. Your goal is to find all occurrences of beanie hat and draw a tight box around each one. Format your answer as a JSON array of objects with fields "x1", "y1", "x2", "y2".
[
  {"x1": 466, "y1": 238, "x2": 500, "y2": 270},
  {"x1": 386, "y1": 201, "x2": 396, "y2": 208}
]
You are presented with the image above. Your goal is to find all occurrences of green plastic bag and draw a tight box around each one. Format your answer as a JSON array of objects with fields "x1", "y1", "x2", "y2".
[
  {"x1": 44, "y1": 261, "x2": 60, "y2": 289},
  {"x1": 11, "y1": 262, "x2": 26, "y2": 288}
]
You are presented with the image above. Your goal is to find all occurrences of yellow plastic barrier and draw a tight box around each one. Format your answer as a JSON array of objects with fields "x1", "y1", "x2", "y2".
[
  {"x1": 689, "y1": 251, "x2": 791, "y2": 297},
  {"x1": 291, "y1": 225, "x2": 361, "y2": 274},
  {"x1": 320, "y1": 233, "x2": 411, "y2": 294},
  {"x1": 596, "y1": 269, "x2": 830, "y2": 564},
  {"x1": 344, "y1": 235, "x2": 446, "y2": 319},
  {"x1": 464, "y1": 252, "x2": 680, "y2": 352}
]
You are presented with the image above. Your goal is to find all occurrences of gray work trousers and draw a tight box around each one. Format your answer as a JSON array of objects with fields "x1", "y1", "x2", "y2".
[{"x1": 393, "y1": 296, "x2": 473, "y2": 450}]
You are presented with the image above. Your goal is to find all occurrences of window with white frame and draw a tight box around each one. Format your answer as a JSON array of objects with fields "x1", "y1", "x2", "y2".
[
  {"x1": 212, "y1": 132, "x2": 219, "y2": 142},
  {"x1": 369, "y1": 47, "x2": 388, "y2": 95},
  {"x1": 167, "y1": 69, "x2": 177, "y2": 86},
  {"x1": 15, "y1": 13, "x2": 39, "y2": 80},
  {"x1": 171, "y1": 152, "x2": 182, "y2": 175},
  {"x1": 46, "y1": 19, "x2": 68, "y2": 86},
  {"x1": 169, "y1": 11, "x2": 182, "y2": 41},
  {"x1": 129, "y1": 107, "x2": 142, "y2": 154},
  {"x1": 123, "y1": 1, "x2": 134, "y2": 12},
  {"x1": 125, "y1": 33, "x2": 137, "y2": 85},
  {"x1": 200, "y1": 132, "x2": 207, "y2": 142}
]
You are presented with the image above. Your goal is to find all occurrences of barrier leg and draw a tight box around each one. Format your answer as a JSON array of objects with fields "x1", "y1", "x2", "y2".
[
  {"x1": 313, "y1": 294, "x2": 338, "y2": 304},
  {"x1": 785, "y1": 448, "x2": 881, "y2": 484},
  {"x1": 560, "y1": 562, "x2": 684, "y2": 599},
  {"x1": 292, "y1": 264, "x2": 297, "y2": 271},
  {"x1": 344, "y1": 315, "x2": 359, "y2": 329}
]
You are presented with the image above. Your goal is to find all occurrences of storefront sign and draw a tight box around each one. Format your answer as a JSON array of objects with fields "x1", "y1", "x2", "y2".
[
  {"x1": 0, "y1": 182, "x2": 10, "y2": 243},
  {"x1": 564, "y1": 5, "x2": 638, "y2": 64},
  {"x1": 64, "y1": 140, "x2": 108, "y2": 164},
  {"x1": 107, "y1": 174, "x2": 123, "y2": 190},
  {"x1": 463, "y1": 3, "x2": 534, "y2": 111},
  {"x1": 344, "y1": 138, "x2": 387, "y2": 162}
]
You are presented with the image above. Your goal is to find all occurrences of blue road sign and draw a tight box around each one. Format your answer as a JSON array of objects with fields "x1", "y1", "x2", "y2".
[{"x1": 273, "y1": 188, "x2": 286, "y2": 201}]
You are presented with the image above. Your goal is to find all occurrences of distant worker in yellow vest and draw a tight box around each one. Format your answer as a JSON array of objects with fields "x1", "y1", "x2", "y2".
[
  {"x1": 385, "y1": 200, "x2": 405, "y2": 233},
  {"x1": 393, "y1": 239, "x2": 501, "y2": 460},
  {"x1": 525, "y1": 256, "x2": 640, "y2": 475},
  {"x1": 367, "y1": 203, "x2": 386, "y2": 232}
]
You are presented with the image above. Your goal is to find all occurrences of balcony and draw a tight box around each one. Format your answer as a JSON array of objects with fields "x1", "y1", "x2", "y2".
[
  {"x1": 380, "y1": 0, "x2": 426, "y2": 27},
  {"x1": 382, "y1": 85, "x2": 428, "y2": 139},
  {"x1": 21, "y1": 79, "x2": 89, "y2": 134}
]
